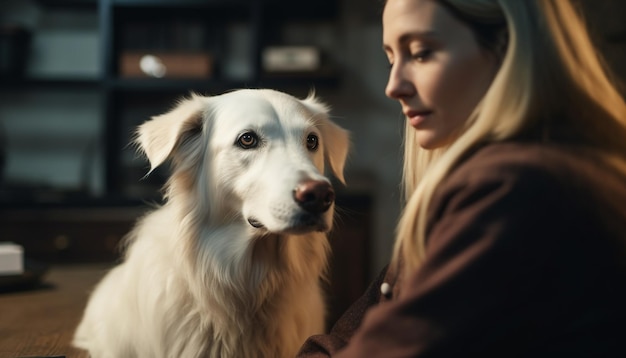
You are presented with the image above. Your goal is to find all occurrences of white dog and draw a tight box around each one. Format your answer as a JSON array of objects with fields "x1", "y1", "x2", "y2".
[{"x1": 73, "y1": 89, "x2": 350, "y2": 358}]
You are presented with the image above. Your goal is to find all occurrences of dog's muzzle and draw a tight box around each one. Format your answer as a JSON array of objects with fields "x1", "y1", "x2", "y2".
[{"x1": 246, "y1": 179, "x2": 335, "y2": 232}]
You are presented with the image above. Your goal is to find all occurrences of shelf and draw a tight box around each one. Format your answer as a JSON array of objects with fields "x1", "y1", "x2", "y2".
[
  {"x1": 109, "y1": 0, "x2": 251, "y2": 14},
  {"x1": 264, "y1": 0, "x2": 339, "y2": 20},
  {"x1": 106, "y1": 78, "x2": 251, "y2": 93},
  {"x1": 106, "y1": 75, "x2": 340, "y2": 93},
  {"x1": 0, "y1": 189, "x2": 155, "y2": 210},
  {"x1": 111, "y1": 0, "x2": 249, "y2": 9},
  {"x1": 259, "y1": 72, "x2": 341, "y2": 89},
  {"x1": 34, "y1": 0, "x2": 97, "y2": 9},
  {"x1": 0, "y1": 77, "x2": 102, "y2": 91}
]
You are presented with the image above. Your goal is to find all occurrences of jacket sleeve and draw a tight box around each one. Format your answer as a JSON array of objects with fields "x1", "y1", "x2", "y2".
[
  {"x1": 329, "y1": 164, "x2": 575, "y2": 357},
  {"x1": 296, "y1": 265, "x2": 389, "y2": 357}
]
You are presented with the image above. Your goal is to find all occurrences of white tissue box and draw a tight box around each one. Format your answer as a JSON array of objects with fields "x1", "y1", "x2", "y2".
[{"x1": 0, "y1": 242, "x2": 24, "y2": 275}]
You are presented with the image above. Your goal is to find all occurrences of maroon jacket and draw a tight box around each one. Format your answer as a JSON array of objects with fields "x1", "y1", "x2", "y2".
[{"x1": 298, "y1": 142, "x2": 626, "y2": 357}]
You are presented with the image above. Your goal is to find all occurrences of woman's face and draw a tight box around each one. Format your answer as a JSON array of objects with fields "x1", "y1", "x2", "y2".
[{"x1": 383, "y1": 0, "x2": 499, "y2": 149}]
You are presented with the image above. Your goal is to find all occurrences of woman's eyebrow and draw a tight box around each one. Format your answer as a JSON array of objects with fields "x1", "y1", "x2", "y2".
[{"x1": 383, "y1": 30, "x2": 439, "y2": 51}]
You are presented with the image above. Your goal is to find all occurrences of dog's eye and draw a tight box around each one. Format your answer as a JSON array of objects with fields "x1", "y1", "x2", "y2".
[
  {"x1": 237, "y1": 132, "x2": 259, "y2": 149},
  {"x1": 306, "y1": 134, "x2": 319, "y2": 151}
]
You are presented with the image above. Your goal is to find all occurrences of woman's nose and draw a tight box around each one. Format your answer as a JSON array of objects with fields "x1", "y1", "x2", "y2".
[{"x1": 385, "y1": 63, "x2": 414, "y2": 99}]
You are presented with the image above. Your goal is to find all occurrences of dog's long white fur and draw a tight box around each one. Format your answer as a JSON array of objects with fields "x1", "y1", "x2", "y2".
[{"x1": 73, "y1": 89, "x2": 350, "y2": 358}]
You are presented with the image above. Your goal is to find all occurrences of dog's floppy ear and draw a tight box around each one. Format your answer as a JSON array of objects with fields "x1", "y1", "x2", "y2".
[
  {"x1": 300, "y1": 93, "x2": 350, "y2": 184},
  {"x1": 319, "y1": 117, "x2": 350, "y2": 184},
  {"x1": 136, "y1": 94, "x2": 205, "y2": 172}
]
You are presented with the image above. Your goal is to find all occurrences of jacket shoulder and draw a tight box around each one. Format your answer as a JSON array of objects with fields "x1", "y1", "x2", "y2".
[
  {"x1": 442, "y1": 142, "x2": 618, "y2": 192},
  {"x1": 430, "y1": 142, "x2": 626, "y2": 234}
]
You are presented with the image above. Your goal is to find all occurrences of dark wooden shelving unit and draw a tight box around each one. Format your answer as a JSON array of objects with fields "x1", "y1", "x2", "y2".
[{"x1": 5, "y1": 0, "x2": 341, "y2": 200}]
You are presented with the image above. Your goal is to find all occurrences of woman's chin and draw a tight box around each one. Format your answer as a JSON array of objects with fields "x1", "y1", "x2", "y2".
[
  {"x1": 415, "y1": 131, "x2": 458, "y2": 150},
  {"x1": 415, "y1": 133, "x2": 441, "y2": 150}
]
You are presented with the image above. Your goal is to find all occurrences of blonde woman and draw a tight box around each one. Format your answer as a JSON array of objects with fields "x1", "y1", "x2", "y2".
[{"x1": 298, "y1": 0, "x2": 626, "y2": 356}]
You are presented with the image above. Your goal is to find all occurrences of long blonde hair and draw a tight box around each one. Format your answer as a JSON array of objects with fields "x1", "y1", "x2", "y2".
[{"x1": 394, "y1": 0, "x2": 626, "y2": 270}]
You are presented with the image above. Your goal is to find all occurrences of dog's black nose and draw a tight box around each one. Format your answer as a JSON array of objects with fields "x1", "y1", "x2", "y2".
[{"x1": 293, "y1": 180, "x2": 335, "y2": 214}]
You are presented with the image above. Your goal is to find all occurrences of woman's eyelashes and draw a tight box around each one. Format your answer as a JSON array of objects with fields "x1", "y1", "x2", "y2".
[
  {"x1": 411, "y1": 48, "x2": 432, "y2": 62},
  {"x1": 385, "y1": 45, "x2": 432, "y2": 69}
]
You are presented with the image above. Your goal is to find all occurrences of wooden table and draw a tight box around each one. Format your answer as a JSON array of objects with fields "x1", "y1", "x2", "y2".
[{"x1": 0, "y1": 265, "x2": 110, "y2": 358}]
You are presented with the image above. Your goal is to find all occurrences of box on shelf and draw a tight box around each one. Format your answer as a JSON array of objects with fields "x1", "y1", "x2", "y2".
[
  {"x1": 0, "y1": 242, "x2": 24, "y2": 275},
  {"x1": 119, "y1": 52, "x2": 214, "y2": 79},
  {"x1": 262, "y1": 46, "x2": 321, "y2": 73}
]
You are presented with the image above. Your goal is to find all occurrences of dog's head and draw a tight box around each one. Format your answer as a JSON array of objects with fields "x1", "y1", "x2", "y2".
[{"x1": 136, "y1": 89, "x2": 350, "y2": 235}]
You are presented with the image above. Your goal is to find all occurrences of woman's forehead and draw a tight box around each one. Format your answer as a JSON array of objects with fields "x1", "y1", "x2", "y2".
[
  {"x1": 383, "y1": 0, "x2": 473, "y2": 47},
  {"x1": 384, "y1": 0, "x2": 442, "y2": 26}
]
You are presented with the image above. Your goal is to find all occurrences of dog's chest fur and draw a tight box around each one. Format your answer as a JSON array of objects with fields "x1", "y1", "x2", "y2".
[{"x1": 121, "y1": 206, "x2": 328, "y2": 358}]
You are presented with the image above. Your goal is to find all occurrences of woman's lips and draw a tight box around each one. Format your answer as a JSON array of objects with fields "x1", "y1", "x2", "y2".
[{"x1": 405, "y1": 110, "x2": 432, "y2": 128}]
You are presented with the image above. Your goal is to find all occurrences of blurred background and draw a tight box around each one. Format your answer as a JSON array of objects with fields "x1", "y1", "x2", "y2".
[{"x1": 0, "y1": 0, "x2": 625, "y2": 321}]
